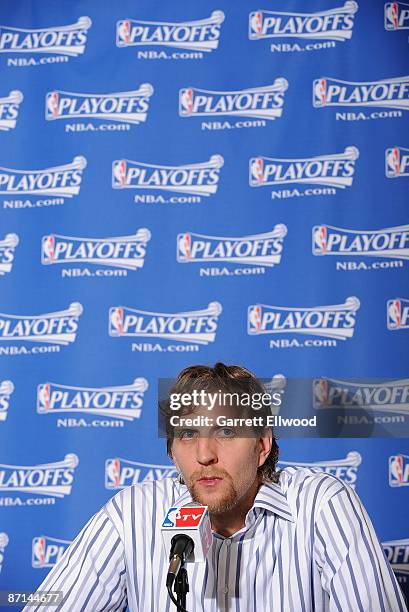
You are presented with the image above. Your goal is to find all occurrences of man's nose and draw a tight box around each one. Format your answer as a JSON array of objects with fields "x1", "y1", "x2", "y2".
[{"x1": 196, "y1": 436, "x2": 218, "y2": 465}]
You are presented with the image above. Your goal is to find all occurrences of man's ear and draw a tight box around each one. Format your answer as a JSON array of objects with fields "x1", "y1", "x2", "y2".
[{"x1": 257, "y1": 428, "x2": 272, "y2": 467}]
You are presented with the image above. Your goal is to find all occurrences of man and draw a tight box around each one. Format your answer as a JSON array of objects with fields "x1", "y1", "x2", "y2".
[{"x1": 28, "y1": 363, "x2": 406, "y2": 611}]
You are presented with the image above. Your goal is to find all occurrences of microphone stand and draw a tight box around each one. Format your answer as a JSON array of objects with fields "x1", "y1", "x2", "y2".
[
  {"x1": 174, "y1": 562, "x2": 189, "y2": 610},
  {"x1": 166, "y1": 534, "x2": 193, "y2": 611}
]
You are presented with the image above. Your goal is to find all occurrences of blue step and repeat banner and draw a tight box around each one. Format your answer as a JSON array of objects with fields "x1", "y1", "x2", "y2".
[{"x1": 0, "y1": 0, "x2": 408, "y2": 604}]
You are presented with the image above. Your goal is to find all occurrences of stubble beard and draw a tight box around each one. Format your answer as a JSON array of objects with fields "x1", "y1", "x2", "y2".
[{"x1": 188, "y1": 470, "x2": 239, "y2": 514}]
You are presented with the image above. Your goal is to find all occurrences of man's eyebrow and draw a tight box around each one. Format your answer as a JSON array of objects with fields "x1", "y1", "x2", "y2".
[{"x1": 175, "y1": 424, "x2": 239, "y2": 434}]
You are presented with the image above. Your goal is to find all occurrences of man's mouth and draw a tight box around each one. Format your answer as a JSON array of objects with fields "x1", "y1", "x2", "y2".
[{"x1": 197, "y1": 476, "x2": 223, "y2": 487}]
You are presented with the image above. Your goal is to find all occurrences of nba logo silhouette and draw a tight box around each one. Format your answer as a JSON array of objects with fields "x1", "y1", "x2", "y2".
[
  {"x1": 162, "y1": 507, "x2": 178, "y2": 528},
  {"x1": 389, "y1": 454, "x2": 409, "y2": 487}
]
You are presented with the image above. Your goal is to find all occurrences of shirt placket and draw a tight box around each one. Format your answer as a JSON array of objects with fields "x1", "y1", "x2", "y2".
[{"x1": 215, "y1": 537, "x2": 232, "y2": 611}]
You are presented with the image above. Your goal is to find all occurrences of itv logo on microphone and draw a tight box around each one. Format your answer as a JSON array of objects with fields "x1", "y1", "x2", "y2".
[{"x1": 162, "y1": 506, "x2": 207, "y2": 528}]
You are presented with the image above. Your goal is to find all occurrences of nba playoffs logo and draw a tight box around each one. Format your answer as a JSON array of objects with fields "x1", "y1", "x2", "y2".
[
  {"x1": 389, "y1": 454, "x2": 409, "y2": 487},
  {"x1": 179, "y1": 79, "x2": 288, "y2": 119},
  {"x1": 313, "y1": 76, "x2": 409, "y2": 110},
  {"x1": 116, "y1": 11, "x2": 224, "y2": 52},
  {"x1": 0, "y1": 380, "x2": 14, "y2": 422},
  {"x1": 248, "y1": 296, "x2": 360, "y2": 340},
  {"x1": 0, "y1": 302, "x2": 83, "y2": 346},
  {"x1": 0, "y1": 533, "x2": 8, "y2": 574},
  {"x1": 177, "y1": 226, "x2": 287, "y2": 267},
  {"x1": 387, "y1": 298, "x2": 409, "y2": 329},
  {"x1": 249, "y1": 2, "x2": 358, "y2": 41},
  {"x1": 0, "y1": 156, "x2": 86, "y2": 197},
  {"x1": 279, "y1": 451, "x2": 361, "y2": 488},
  {"x1": 312, "y1": 224, "x2": 409, "y2": 258},
  {"x1": 37, "y1": 378, "x2": 147, "y2": 422},
  {"x1": 382, "y1": 538, "x2": 409, "y2": 578},
  {"x1": 0, "y1": 233, "x2": 19, "y2": 275},
  {"x1": 109, "y1": 302, "x2": 222, "y2": 344},
  {"x1": 313, "y1": 377, "x2": 409, "y2": 415},
  {"x1": 0, "y1": 91, "x2": 23, "y2": 130},
  {"x1": 0, "y1": 16, "x2": 91, "y2": 59},
  {"x1": 250, "y1": 147, "x2": 358, "y2": 189},
  {"x1": 112, "y1": 156, "x2": 223, "y2": 196},
  {"x1": 46, "y1": 85, "x2": 153, "y2": 125},
  {"x1": 0, "y1": 454, "x2": 78, "y2": 498},
  {"x1": 42, "y1": 229, "x2": 151, "y2": 271},
  {"x1": 386, "y1": 147, "x2": 409, "y2": 177},
  {"x1": 105, "y1": 459, "x2": 177, "y2": 489},
  {"x1": 32, "y1": 536, "x2": 70, "y2": 568},
  {"x1": 385, "y1": 2, "x2": 409, "y2": 30}
]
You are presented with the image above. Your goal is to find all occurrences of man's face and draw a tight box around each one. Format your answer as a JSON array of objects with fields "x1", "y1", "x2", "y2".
[{"x1": 170, "y1": 403, "x2": 269, "y2": 514}]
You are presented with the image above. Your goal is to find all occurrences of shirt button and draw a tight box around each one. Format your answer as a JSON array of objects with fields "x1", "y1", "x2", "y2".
[
  {"x1": 222, "y1": 586, "x2": 229, "y2": 594},
  {"x1": 225, "y1": 539, "x2": 231, "y2": 547}
]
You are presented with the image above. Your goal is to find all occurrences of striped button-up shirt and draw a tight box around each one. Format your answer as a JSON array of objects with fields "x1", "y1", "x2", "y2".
[{"x1": 29, "y1": 467, "x2": 406, "y2": 611}]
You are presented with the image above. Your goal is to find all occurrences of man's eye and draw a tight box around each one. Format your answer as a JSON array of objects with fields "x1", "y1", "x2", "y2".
[
  {"x1": 179, "y1": 429, "x2": 198, "y2": 440},
  {"x1": 216, "y1": 428, "x2": 236, "y2": 438}
]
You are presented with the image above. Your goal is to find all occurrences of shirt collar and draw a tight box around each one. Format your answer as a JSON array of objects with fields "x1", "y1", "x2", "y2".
[
  {"x1": 253, "y1": 481, "x2": 294, "y2": 522},
  {"x1": 173, "y1": 478, "x2": 294, "y2": 523}
]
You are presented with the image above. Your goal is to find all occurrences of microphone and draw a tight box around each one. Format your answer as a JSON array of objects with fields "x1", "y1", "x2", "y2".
[
  {"x1": 162, "y1": 502, "x2": 212, "y2": 588},
  {"x1": 166, "y1": 534, "x2": 194, "y2": 588}
]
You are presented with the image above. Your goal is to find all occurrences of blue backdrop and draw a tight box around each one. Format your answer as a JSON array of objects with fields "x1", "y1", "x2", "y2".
[{"x1": 0, "y1": 0, "x2": 408, "y2": 605}]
